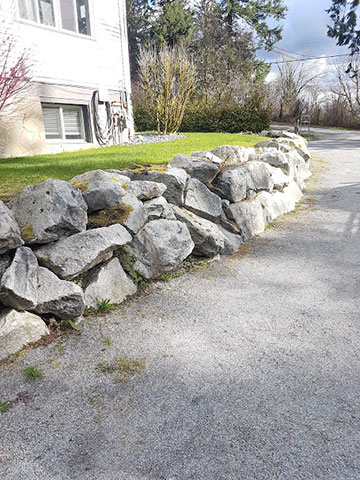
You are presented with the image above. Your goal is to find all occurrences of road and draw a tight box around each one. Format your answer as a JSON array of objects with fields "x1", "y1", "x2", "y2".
[{"x1": 1, "y1": 129, "x2": 360, "y2": 480}]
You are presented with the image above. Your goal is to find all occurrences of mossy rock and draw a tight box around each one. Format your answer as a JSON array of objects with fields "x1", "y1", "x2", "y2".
[
  {"x1": 88, "y1": 204, "x2": 134, "y2": 228},
  {"x1": 20, "y1": 224, "x2": 35, "y2": 242},
  {"x1": 70, "y1": 181, "x2": 89, "y2": 193}
]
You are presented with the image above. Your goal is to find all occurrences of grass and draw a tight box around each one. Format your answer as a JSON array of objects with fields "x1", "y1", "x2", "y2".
[
  {"x1": 97, "y1": 357, "x2": 146, "y2": 382},
  {"x1": 0, "y1": 132, "x2": 268, "y2": 201},
  {"x1": 96, "y1": 298, "x2": 117, "y2": 313},
  {"x1": 0, "y1": 401, "x2": 12, "y2": 413},
  {"x1": 23, "y1": 365, "x2": 43, "y2": 382}
]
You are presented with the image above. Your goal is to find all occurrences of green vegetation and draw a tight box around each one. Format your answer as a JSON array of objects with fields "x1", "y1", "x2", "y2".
[
  {"x1": 97, "y1": 357, "x2": 146, "y2": 383},
  {"x1": 0, "y1": 132, "x2": 267, "y2": 201},
  {"x1": 0, "y1": 401, "x2": 12, "y2": 413},
  {"x1": 23, "y1": 365, "x2": 43, "y2": 382},
  {"x1": 96, "y1": 298, "x2": 117, "y2": 313}
]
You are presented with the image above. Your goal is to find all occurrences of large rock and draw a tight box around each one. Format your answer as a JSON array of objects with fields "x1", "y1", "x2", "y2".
[
  {"x1": 191, "y1": 151, "x2": 223, "y2": 164},
  {"x1": 0, "y1": 201, "x2": 23, "y2": 254},
  {"x1": 226, "y1": 198, "x2": 266, "y2": 240},
  {"x1": 217, "y1": 226, "x2": 243, "y2": 255},
  {"x1": 184, "y1": 178, "x2": 222, "y2": 221},
  {"x1": 0, "y1": 309, "x2": 49, "y2": 360},
  {"x1": 128, "y1": 167, "x2": 188, "y2": 206},
  {"x1": 117, "y1": 193, "x2": 148, "y2": 235},
  {"x1": 0, "y1": 247, "x2": 38, "y2": 310},
  {"x1": 129, "y1": 220, "x2": 194, "y2": 279},
  {"x1": 143, "y1": 196, "x2": 175, "y2": 220},
  {"x1": 257, "y1": 191, "x2": 292, "y2": 223},
  {"x1": 35, "y1": 224, "x2": 132, "y2": 280},
  {"x1": 69, "y1": 170, "x2": 128, "y2": 213},
  {"x1": 277, "y1": 136, "x2": 310, "y2": 161},
  {"x1": 212, "y1": 168, "x2": 247, "y2": 203},
  {"x1": 83, "y1": 257, "x2": 137, "y2": 308},
  {"x1": 9, "y1": 179, "x2": 88, "y2": 245},
  {"x1": 173, "y1": 206, "x2": 225, "y2": 257},
  {"x1": 168, "y1": 154, "x2": 219, "y2": 185},
  {"x1": 0, "y1": 253, "x2": 11, "y2": 283},
  {"x1": 34, "y1": 267, "x2": 85, "y2": 319},
  {"x1": 267, "y1": 166, "x2": 290, "y2": 190},
  {"x1": 126, "y1": 181, "x2": 167, "y2": 200},
  {"x1": 211, "y1": 145, "x2": 248, "y2": 163},
  {"x1": 287, "y1": 150, "x2": 312, "y2": 183},
  {"x1": 245, "y1": 161, "x2": 274, "y2": 193},
  {"x1": 259, "y1": 150, "x2": 291, "y2": 175}
]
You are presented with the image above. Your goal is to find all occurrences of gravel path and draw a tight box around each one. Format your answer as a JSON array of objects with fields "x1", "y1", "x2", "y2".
[{"x1": 1, "y1": 129, "x2": 360, "y2": 480}]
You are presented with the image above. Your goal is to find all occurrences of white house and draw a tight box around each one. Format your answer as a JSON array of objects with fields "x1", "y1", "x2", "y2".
[{"x1": 0, "y1": 0, "x2": 134, "y2": 157}]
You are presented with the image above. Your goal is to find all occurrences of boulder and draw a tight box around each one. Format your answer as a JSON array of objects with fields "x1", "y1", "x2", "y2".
[
  {"x1": 277, "y1": 137, "x2": 311, "y2": 162},
  {"x1": 259, "y1": 150, "x2": 291, "y2": 175},
  {"x1": 0, "y1": 201, "x2": 23, "y2": 254},
  {"x1": 35, "y1": 224, "x2": 132, "y2": 280},
  {"x1": 287, "y1": 150, "x2": 312, "y2": 183},
  {"x1": 283, "y1": 179, "x2": 303, "y2": 204},
  {"x1": 173, "y1": 206, "x2": 225, "y2": 257},
  {"x1": 217, "y1": 226, "x2": 243, "y2": 255},
  {"x1": 191, "y1": 151, "x2": 223, "y2": 164},
  {"x1": 34, "y1": 267, "x2": 85, "y2": 320},
  {"x1": 106, "y1": 169, "x2": 134, "y2": 181},
  {"x1": 117, "y1": 193, "x2": 148, "y2": 235},
  {"x1": 226, "y1": 198, "x2": 266, "y2": 240},
  {"x1": 184, "y1": 178, "x2": 222, "y2": 221},
  {"x1": 212, "y1": 168, "x2": 247, "y2": 203},
  {"x1": 0, "y1": 247, "x2": 38, "y2": 310},
  {"x1": 69, "y1": 170, "x2": 127, "y2": 213},
  {"x1": 211, "y1": 145, "x2": 248, "y2": 163},
  {"x1": 267, "y1": 166, "x2": 290, "y2": 190},
  {"x1": 83, "y1": 257, "x2": 137, "y2": 308},
  {"x1": 245, "y1": 161, "x2": 274, "y2": 193},
  {"x1": 0, "y1": 309, "x2": 49, "y2": 360},
  {"x1": 169, "y1": 154, "x2": 219, "y2": 185},
  {"x1": 0, "y1": 253, "x2": 11, "y2": 282},
  {"x1": 143, "y1": 196, "x2": 175, "y2": 220},
  {"x1": 9, "y1": 179, "x2": 88, "y2": 245},
  {"x1": 126, "y1": 180, "x2": 167, "y2": 200},
  {"x1": 128, "y1": 167, "x2": 188, "y2": 206},
  {"x1": 129, "y1": 219, "x2": 194, "y2": 279}
]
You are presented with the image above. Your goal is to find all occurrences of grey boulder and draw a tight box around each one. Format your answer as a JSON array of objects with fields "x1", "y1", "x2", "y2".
[
  {"x1": 169, "y1": 154, "x2": 219, "y2": 185},
  {"x1": 211, "y1": 145, "x2": 248, "y2": 163},
  {"x1": 0, "y1": 201, "x2": 23, "y2": 254},
  {"x1": 218, "y1": 226, "x2": 243, "y2": 255},
  {"x1": 83, "y1": 257, "x2": 137, "y2": 308},
  {"x1": 226, "y1": 198, "x2": 266, "y2": 240},
  {"x1": 144, "y1": 196, "x2": 175, "y2": 220},
  {"x1": 130, "y1": 219, "x2": 194, "y2": 279},
  {"x1": 184, "y1": 178, "x2": 222, "y2": 221},
  {"x1": 245, "y1": 161, "x2": 274, "y2": 193},
  {"x1": 70, "y1": 170, "x2": 128, "y2": 213},
  {"x1": 118, "y1": 193, "x2": 148, "y2": 235},
  {"x1": 212, "y1": 168, "x2": 247, "y2": 203},
  {"x1": 0, "y1": 309, "x2": 49, "y2": 360},
  {"x1": 173, "y1": 206, "x2": 225, "y2": 257},
  {"x1": 126, "y1": 180, "x2": 167, "y2": 200},
  {"x1": 34, "y1": 267, "x2": 85, "y2": 319},
  {"x1": 35, "y1": 224, "x2": 132, "y2": 280},
  {"x1": 260, "y1": 150, "x2": 291, "y2": 174},
  {"x1": 9, "y1": 179, "x2": 88, "y2": 245},
  {"x1": 0, "y1": 247, "x2": 38, "y2": 310},
  {"x1": 191, "y1": 151, "x2": 223, "y2": 164}
]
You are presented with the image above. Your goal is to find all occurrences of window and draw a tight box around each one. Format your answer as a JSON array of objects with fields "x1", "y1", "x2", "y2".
[
  {"x1": 18, "y1": 0, "x2": 55, "y2": 26},
  {"x1": 59, "y1": 0, "x2": 91, "y2": 36},
  {"x1": 18, "y1": 0, "x2": 91, "y2": 36},
  {"x1": 42, "y1": 105, "x2": 85, "y2": 140}
]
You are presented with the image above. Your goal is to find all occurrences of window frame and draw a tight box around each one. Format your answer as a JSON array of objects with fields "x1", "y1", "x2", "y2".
[
  {"x1": 17, "y1": 0, "x2": 94, "y2": 39},
  {"x1": 42, "y1": 104, "x2": 87, "y2": 142}
]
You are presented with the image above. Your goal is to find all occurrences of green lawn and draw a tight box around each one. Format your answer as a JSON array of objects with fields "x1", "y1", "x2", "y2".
[{"x1": 0, "y1": 132, "x2": 268, "y2": 201}]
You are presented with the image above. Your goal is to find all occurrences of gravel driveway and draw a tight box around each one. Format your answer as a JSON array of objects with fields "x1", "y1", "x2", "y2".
[{"x1": 1, "y1": 129, "x2": 360, "y2": 480}]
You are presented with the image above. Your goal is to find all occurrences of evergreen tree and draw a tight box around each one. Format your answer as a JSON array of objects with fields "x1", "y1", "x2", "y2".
[
  {"x1": 327, "y1": 1, "x2": 360, "y2": 57},
  {"x1": 151, "y1": 0, "x2": 194, "y2": 47},
  {"x1": 126, "y1": 0, "x2": 152, "y2": 79}
]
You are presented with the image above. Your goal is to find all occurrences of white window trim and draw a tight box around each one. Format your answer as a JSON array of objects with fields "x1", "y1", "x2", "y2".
[
  {"x1": 42, "y1": 104, "x2": 87, "y2": 142},
  {"x1": 17, "y1": 0, "x2": 95, "y2": 40}
]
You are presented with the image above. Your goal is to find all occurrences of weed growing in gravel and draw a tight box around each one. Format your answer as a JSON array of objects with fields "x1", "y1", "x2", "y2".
[
  {"x1": 104, "y1": 338, "x2": 112, "y2": 346},
  {"x1": 24, "y1": 365, "x2": 43, "y2": 382},
  {"x1": 96, "y1": 357, "x2": 146, "y2": 382},
  {"x1": 0, "y1": 401, "x2": 12, "y2": 413},
  {"x1": 97, "y1": 298, "x2": 117, "y2": 313},
  {"x1": 56, "y1": 344, "x2": 65, "y2": 355}
]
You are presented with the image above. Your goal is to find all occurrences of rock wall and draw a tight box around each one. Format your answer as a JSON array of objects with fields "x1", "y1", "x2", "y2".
[{"x1": 0, "y1": 132, "x2": 311, "y2": 359}]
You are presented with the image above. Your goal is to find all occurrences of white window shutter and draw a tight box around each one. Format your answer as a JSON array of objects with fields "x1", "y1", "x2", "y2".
[
  {"x1": 42, "y1": 107, "x2": 62, "y2": 138},
  {"x1": 63, "y1": 108, "x2": 82, "y2": 138}
]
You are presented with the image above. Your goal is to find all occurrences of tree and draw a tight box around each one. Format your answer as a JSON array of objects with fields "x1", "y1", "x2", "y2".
[
  {"x1": 0, "y1": 19, "x2": 32, "y2": 116},
  {"x1": 331, "y1": 55, "x2": 360, "y2": 123},
  {"x1": 220, "y1": 0, "x2": 287, "y2": 49},
  {"x1": 126, "y1": 0, "x2": 152, "y2": 79},
  {"x1": 138, "y1": 44, "x2": 196, "y2": 134},
  {"x1": 151, "y1": 0, "x2": 194, "y2": 48},
  {"x1": 327, "y1": 1, "x2": 360, "y2": 58}
]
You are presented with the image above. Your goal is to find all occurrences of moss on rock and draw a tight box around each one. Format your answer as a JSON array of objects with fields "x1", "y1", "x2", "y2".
[
  {"x1": 20, "y1": 224, "x2": 35, "y2": 242},
  {"x1": 88, "y1": 204, "x2": 134, "y2": 228}
]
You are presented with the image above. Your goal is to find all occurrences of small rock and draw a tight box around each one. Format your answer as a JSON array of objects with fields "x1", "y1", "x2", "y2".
[
  {"x1": 191, "y1": 151, "x2": 223, "y2": 164},
  {"x1": 9, "y1": 179, "x2": 88, "y2": 245},
  {"x1": 144, "y1": 196, "x2": 175, "y2": 220},
  {"x1": 34, "y1": 267, "x2": 85, "y2": 319},
  {"x1": 0, "y1": 201, "x2": 24, "y2": 254},
  {"x1": 184, "y1": 178, "x2": 222, "y2": 221},
  {"x1": 129, "y1": 219, "x2": 194, "y2": 279},
  {"x1": 35, "y1": 224, "x2": 132, "y2": 280},
  {"x1": 0, "y1": 247, "x2": 38, "y2": 310},
  {"x1": 0, "y1": 309, "x2": 49, "y2": 360},
  {"x1": 83, "y1": 257, "x2": 137, "y2": 308}
]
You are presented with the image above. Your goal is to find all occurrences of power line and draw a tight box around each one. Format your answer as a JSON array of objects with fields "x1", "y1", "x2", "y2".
[
  {"x1": 268, "y1": 53, "x2": 349, "y2": 65},
  {"x1": 273, "y1": 46, "x2": 312, "y2": 58}
]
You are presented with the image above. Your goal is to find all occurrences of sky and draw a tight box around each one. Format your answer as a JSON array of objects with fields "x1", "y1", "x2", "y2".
[{"x1": 259, "y1": 0, "x2": 349, "y2": 73}]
